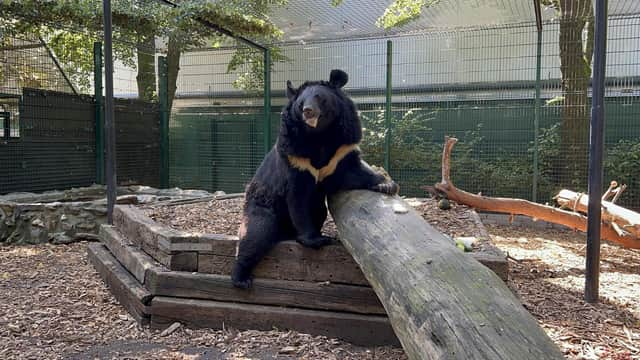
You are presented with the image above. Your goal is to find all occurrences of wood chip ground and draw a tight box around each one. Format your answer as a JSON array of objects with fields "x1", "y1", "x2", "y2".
[
  {"x1": 0, "y1": 242, "x2": 405, "y2": 359},
  {"x1": 2, "y1": 201, "x2": 639, "y2": 359}
]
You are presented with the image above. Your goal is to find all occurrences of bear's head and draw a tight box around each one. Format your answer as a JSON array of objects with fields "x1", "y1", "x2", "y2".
[
  {"x1": 285, "y1": 69, "x2": 349, "y2": 133},
  {"x1": 279, "y1": 70, "x2": 361, "y2": 155}
]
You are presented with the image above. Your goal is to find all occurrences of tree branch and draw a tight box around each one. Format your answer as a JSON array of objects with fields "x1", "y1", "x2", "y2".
[{"x1": 434, "y1": 137, "x2": 640, "y2": 249}]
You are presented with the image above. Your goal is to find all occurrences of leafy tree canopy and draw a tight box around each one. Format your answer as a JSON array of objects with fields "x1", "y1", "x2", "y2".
[
  {"x1": 0, "y1": 0, "x2": 284, "y2": 94},
  {"x1": 376, "y1": 0, "x2": 439, "y2": 29}
]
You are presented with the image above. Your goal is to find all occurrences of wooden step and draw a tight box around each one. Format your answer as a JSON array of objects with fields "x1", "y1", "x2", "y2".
[
  {"x1": 198, "y1": 240, "x2": 369, "y2": 285},
  {"x1": 87, "y1": 243, "x2": 152, "y2": 324},
  {"x1": 99, "y1": 224, "x2": 163, "y2": 284},
  {"x1": 113, "y1": 205, "x2": 198, "y2": 271},
  {"x1": 150, "y1": 296, "x2": 399, "y2": 347},
  {"x1": 145, "y1": 269, "x2": 385, "y2": 315}
]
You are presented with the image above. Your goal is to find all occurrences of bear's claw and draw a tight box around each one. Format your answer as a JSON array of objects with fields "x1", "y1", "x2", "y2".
[
  {"x1": 232, "y1": 276, "x2": 253, "y2": 289},
  {"x1": 297, "y1": 235, "x2": 333, "y2": 249},
  {"x1": 373, "y1": 181, "x2": 399, "y2": 195}
]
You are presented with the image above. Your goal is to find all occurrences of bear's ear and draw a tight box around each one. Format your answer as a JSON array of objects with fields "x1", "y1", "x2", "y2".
[
  {"x1": 329, "y1": 69, "x2": 348, "y2": 88},
  {"x1": 286, "y1": 80, "x2": 297, "y2": 100}
]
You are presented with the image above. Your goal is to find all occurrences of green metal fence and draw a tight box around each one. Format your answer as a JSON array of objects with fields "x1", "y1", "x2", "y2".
[{"x1": 0, "y1": 31, "x2": 162, "y2": 194}]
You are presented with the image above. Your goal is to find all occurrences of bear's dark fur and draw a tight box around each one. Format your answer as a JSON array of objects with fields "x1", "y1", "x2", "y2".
[{"x1": 231, "y1": 69, "x2": 398, "y2": 289}]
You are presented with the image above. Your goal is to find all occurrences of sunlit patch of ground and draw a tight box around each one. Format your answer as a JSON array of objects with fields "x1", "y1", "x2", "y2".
[{"x1": 488, "y1": 225, "x2": 640, "y2": 359}]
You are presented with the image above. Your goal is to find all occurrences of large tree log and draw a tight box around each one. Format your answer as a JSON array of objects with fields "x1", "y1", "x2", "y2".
[
  {"x1": 434, "y1": 137, "x2": 639, "y2": 249},
  {"x1": 328, "y1": 191, "x2": 563, "y2": 360}
]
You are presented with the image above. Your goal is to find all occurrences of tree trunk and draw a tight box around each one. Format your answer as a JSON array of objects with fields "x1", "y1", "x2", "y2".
[
  {"x1": 557, "y1": 0, "x2": 593, "y2": 190},
  {"x1": 327, "y1": 191, "x2": 563, "y2": 360},
  {"x1": 166, "y1": 35, "x2": 181, "y2": 113},
  {"x1": 136, "y1": 35, "x2": 156, "y2": 101}
]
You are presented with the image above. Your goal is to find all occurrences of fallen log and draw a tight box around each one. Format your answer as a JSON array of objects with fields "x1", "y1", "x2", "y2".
[
  {"x1": 556, "y1": 189, "x2": 640, "y2": 238},
  {"x1": 328, "y1": 191, "x2": 563, "y2": 360},
  {"x1": 434, "y1": 137, "x2": 639, "y2": 249}
]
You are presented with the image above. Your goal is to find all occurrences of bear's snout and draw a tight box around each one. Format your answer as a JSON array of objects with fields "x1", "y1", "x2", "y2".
[{"x1": 303, "y1": 105, "x2": 319, "y2": 128}]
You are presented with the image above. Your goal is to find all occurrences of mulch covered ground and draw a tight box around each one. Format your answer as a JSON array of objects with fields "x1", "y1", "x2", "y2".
[
  {"x1": 0, "y1": 242, "x2": 406, "y2": 360},
  {"x1": 2, "y1": 199, "x2": 639, "y2": 359},
  {"x1": 489, "y1": 225, "x2": 640, "y2": 359}
]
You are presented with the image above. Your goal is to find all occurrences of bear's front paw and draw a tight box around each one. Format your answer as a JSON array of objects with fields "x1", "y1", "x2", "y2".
[
  {"x1": 231, "y1": 266, "x2": 253, "y2": 289},
  {"x1": 297, "y1": 235, "x2": 333, "y2": 249},
  {"x1": 232, "y1": 277, "x2": 253, "y2": 289},
  {"x1": 372, "y1": 181, "x2": 399, "y2": 195}
]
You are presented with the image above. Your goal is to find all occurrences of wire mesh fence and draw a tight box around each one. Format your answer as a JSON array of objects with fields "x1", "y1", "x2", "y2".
[
  {"x1": 0, "y1": 25, "x2": 162, "y2": 194},
  {"x1": 169, "y1": 14, "x2": 640, "y2": 209}
]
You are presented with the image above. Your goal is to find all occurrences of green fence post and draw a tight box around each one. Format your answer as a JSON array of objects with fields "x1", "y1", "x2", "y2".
[
  {"x1": 158, "y1": 56, "x2": 169, "y2": 188},
  {"x1": 533, "y1": 29, "x2": 542, "y2": 203},
  {"x1": 94, "y1": 41, "x2": 105, "y2": 185},
  {"x1": 384, "y1": 40, "x2": 392, "y2": 171},
  {"x1": 263, "y1": 48, "x2": 272, "y2": 155}
]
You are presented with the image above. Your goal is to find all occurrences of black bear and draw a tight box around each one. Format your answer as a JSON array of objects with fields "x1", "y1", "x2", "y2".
[{"x1": 232, "y1": 69, "x2": 398, "y2": 289}]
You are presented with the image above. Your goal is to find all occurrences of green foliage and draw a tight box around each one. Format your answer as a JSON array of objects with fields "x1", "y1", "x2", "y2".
[
  {"x1": 531, "y1": 123, "x2": 563, "y2": 200},
  {"x1": 1, "y1": 0, "x2": 285, "y2": 95},
  {"x1": 359, "y1": 108, "x2": 439, "y2": 169},
  {"x1": 358, "y1": 108, "x2": 532, "y2": 198},
  {"x1": 47, "y1": 31, "x2": 94, "y2": 93},
  {"x1": 604, "y1": 139, "x2": 640, "y2": 206},
  {"x1": 376, "y1": 0, "x2": 439, "y2": 29},
  {"x1": 331, "y1": 0, "x2": 344, "y2": 6},
  {"x1": 227, "y1": 46, "x2": 290, "y2": 91},
  {"x1": 529, "y1": 124, "x2": 640, "y2": 206}
]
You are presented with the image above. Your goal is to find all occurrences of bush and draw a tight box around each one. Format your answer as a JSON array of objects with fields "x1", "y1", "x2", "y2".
[{"x1": 604, "y1": 139, "x2": 640, "y2": 207}]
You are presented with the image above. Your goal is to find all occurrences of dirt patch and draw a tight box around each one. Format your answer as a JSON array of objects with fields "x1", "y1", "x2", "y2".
[
  {"x1": 489, "y1": 225, "x2": 640, "y2": 359},
  {"x1": 0, "y1": 242, "x2": 406, "y2": 359}
]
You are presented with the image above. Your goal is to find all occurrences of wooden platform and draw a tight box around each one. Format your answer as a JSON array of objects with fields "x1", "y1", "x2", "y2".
[
  {"x1": 88, "y1": 203, "x2": 508, "y2": 346},
  {"x1": 113, "y1": 205, "x2": 508, "y2": 281}
]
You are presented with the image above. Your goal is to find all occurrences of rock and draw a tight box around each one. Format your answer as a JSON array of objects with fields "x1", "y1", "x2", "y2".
[
  {"x1": 438, "y1": 198, "x2": 451, "y2": 210},
  {"x1": 0, "y1": 185, "x2": 230, "y2": 244},
  {"x1": 51, "y1": 233, "x2": 74, "y2": 245},
  {"x1": 392, "y1": 202, "x2": 409, "y2": 214},
  {"x1": 115, "y1": 195, "x2": 139, "y2": 205}
]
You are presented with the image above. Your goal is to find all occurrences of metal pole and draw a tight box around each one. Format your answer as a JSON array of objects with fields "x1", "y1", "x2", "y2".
[
  {"x1": 585, "y1": 0, "x2": 608, "y2": 303},
  {"x1": 384, "y1": 40, "x2": 392, "y2": 171},
  {"x1": 533, "y1": 29, "x2": 542, "y2": 203},
  {"x1": 94, "y1": 42, "x2": 105, "y2": 185},
  {"x1": 532, "y1": 0, "x2": 543, "y2": 203},
  {"x1": 158, "y1": 56, "x2": 169, "y2": 188},
  {"x1": 103, "y1": 0, "x2": 117, "y2": 224},
  {"x1": 263, "y1": 48, "x2": 272, "y2": 154},
  {"x1": 2, "y1": 113, "x2": 9, "y2": 140}
]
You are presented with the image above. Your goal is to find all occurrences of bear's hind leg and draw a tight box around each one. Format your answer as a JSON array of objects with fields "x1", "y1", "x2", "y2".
[{"x1": 232, "y1": 206, "x2": 279, "y2": 289}]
